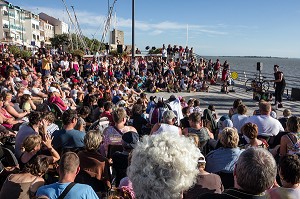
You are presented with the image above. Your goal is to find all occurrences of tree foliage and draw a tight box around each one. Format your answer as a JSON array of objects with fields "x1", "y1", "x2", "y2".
[{"x1": 49, "y1": 34, "x2": 70, "y2": 48}]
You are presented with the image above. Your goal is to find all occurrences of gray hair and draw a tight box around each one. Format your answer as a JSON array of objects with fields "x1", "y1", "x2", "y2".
[
  {"x1": 127, "y1": 132, "x2": 201, "y2": 199},
  {"x1": 235, "y1": 148, "x2": 276, "y2": 195}
]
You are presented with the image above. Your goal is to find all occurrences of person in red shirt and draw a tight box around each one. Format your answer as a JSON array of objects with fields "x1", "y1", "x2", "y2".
[
  {"x1": 101, "y1": 101, "x2": 114, "y2": 125},
  {"x1": 48, "y1": 87, "x2": 68, "y2": 111}
]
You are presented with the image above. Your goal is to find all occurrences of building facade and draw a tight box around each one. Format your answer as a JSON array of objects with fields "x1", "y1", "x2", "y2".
[
  {"x1": 39, "y1": 12, "x2": 69, "y2": 35},
  {"x1": 24, "y1": 10, "x2": 40, "y2": 47},
  {"x1": 0, "y1": 1, "x2": 26, "y2": 46}
]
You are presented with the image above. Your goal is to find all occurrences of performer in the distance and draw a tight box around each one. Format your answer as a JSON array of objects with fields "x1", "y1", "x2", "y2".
[{"x1": 269, "y1": 65, "x2": 286, "y2": 108}]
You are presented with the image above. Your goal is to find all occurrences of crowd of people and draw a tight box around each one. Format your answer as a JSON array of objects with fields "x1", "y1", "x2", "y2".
[{"x1": 0, "y1": 43, "x2": 298, "y2": 199}]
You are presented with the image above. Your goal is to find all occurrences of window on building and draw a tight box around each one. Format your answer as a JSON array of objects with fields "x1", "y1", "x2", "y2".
[
  {"x1": 36, "y1": 25, "x2": 39, "y2": 30},
  {"x1": 37, "y1": 35, "x2": 40, "y2": 41},
  {"x1": 32, "y1": 24, "x2": 35, "y2": 29},
  {"x1": 33, "y1": 34, "x2": 36, "y2": 40}
]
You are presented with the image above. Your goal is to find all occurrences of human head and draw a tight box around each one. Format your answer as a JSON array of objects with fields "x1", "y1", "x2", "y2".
[
  {"x1": 62, "y1": 109, "x2": 78, "y2": 126},
  {"x1": 127, "y1": 132, "x2": 201, "y2": 199},
  {"x1": 274, "y1": 64, "x2": 279, "y2": 72},
  {"x1": 84, "y1": 130, "x2": 102, "y2": 151},
  {"x1": 162, "y1": 110, "x2": 176, "y2": 124},
  {"x1": 182, "y1": 107, "x2": 190, "y2": 117},
  {"x1": 132, "y1": 104, "x2": 143, "y2": 116},
  {"x1": 235, "y1": 148, "x2": 276, "y2": 195},
  {"x1": 122, "y1": 131, "x2": 139, "y2": 150},
  {"x1": 103, "y1": 101, "x2": 113, "y2": 112},
  {"x1": 286, "y1": 116, "x2": 300, "y2": 133},
  {"x1": 219, "y1": 127, "x2": 239, "y2": 148},
  {"x1": 58, "y1": 152, "x2": 80, "y2": 176},
  {"x1": 43, "y1": 111, "x2": 56, "y2": 124},
  {"x1": 112, "y1": 108, "x2": 127, "y2": 124},
  {"x1": 259, "y1": 101, "x2": 271, "y2": 115},
  {"x1": 21, "y1": 134, "x2": 42, "y2": 152},
  {"x1": 279, "y1": 154, "x2": 300, "y2": 185},
  {"x1": 188, "y1": 112, "x2": 202, "y2": 127},
  {"x1": 233, "y1": 99, "x2": 242, "y2": 109},
  {"x1": 78, "y1": 106, "x2": 91, "y2": 117},
  {"x1": 283, "y1": 108, "x2": 292, "y2": 118},
  {"x1": 237, "y1": 104, "x2": 247, "y2": 115},
  {"x1": 28, "y1": 111, "x2": 42, "y2": 126},
  {"x1": 241, "y1": 122, "x2": 258, "y2": 139},
  {"x1": 23, "y1": 156, "x2": 49, "y2": 176}
]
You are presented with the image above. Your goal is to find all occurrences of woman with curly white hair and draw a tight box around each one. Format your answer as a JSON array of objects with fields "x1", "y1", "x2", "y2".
[{"x1": 127, "y1": 131, "x2": 201, "y2": 199}]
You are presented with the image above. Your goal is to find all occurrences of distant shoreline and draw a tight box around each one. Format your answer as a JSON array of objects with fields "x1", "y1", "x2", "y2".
[{"x1": 200, "y1": 55, "x2": 290, "y2": 59}]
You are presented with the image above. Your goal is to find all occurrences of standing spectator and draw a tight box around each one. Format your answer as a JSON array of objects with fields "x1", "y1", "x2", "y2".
[{"x1": 36, "y1": 152, "x2": 99, "y2": 199}]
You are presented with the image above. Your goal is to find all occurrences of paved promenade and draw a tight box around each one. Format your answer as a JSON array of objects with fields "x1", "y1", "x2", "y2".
[{"x1": 151, "y1": 83, "x2": 300, "y2": 118}]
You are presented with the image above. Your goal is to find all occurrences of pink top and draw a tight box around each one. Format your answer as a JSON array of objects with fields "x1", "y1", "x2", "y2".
[{"x1": 48, "y1": 96, "x2": 67, "y2": 111}]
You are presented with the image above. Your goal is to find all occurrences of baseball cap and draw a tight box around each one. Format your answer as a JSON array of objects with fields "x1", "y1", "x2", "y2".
[
  {"x1": 23, "y1": 89, "x2": 32, "y2": 95},
  {"x1": 122, "y1": 131, "x2": 139, "y2": 149},
  {"x1": 198, "y1": 152, "x2": 206, "y2": 163},
  {"x1": 163, "y1": 110, "x2": 176, "y2": 121},
  {"x1": 49, "y1": 87, "x2": 59, "y2": 93}
]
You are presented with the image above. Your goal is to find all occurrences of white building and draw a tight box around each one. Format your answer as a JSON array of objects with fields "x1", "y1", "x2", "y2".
[
  {"x1": 39, "y1": 12, "x2": 69, "y2": 35},
  {"x1": 0, "y1": 1, "x2": 26, "y2": 46},
  {"x1": 40, "y1": 19, "x2": 54, "y2": 45},
  {"x1": 24, "y1": 10, "x2": 40, "y2": 47}
]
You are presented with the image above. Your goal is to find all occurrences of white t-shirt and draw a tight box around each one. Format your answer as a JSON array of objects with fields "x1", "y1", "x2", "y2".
[
  {"x1": 245, "y1": 115, "x2": 284, "y2": 137},
  {"x1": 231, "y1": 114, "x2": 248, "y2": 134},
  {"x1": 60, "y1": 60, "x2": 69, "y2": 71},
  {"x1": 153, "y1": 123, "x2": 180, "y2": 135},
  {"x1": 162, "y1": 49, "x2": 167, "y2": 58}
]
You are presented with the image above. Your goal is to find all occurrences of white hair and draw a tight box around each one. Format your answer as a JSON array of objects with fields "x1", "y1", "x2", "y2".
[{"x1": 127, "y1": 131, "x2": 201, "y2": 199}]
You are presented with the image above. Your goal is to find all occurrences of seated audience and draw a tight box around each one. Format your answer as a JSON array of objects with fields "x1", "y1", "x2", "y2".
[
  {"x1": 36, "y1": 152, "x2": 99, "y2": 199},
  {"x1": 0, "y1": 156, "x2": 49, "y2": 199},
  {"x1": 150, "y1": 110, "x2": 182, "y2": 135},
  {"x1": 267, "y1": 154, "x2": 300, "y2": 199},
  {"x1": 184, "y1": 152, "x2": 224, "y2": 199},
  {"x1": 199, "y1": 148, "x2": 277, "y2": 198},
  {"x1": 52, "y1": 109, "x2": 85, "y2": 154},
  {"x1": 206, "y1": 127, "x2": 243, "y2": 173}
]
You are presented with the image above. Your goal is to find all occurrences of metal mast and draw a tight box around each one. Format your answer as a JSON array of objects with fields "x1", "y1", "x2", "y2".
[
  {"x1": 100, "y1": 0, "x2": 117, "y2": 44},
  {"x1": 61, "y1": 0, "x2": 87, "y2": 49}
]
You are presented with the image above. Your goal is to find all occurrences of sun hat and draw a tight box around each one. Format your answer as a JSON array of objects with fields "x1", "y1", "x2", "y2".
[{"x1": 48, "y1": 87, "x2": 59, "y2": 93}]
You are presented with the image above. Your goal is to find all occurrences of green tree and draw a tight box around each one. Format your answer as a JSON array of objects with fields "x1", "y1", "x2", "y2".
[{"x1": 50, "y1": 34, "x2": 70, "y2": 48}]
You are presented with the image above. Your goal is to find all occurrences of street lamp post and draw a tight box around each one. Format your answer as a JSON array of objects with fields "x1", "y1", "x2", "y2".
[{"x1": 131, "y1": 0, "x2": 135, "y2": 67}]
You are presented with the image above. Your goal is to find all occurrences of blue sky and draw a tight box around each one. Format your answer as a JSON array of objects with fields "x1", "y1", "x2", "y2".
[{"x1": 9, "y1": 0, "x2": 300, "y2": 58}]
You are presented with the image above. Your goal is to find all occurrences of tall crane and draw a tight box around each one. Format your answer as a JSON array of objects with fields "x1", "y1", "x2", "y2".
[
  {"x1": 100, "y1": 0, "x2": 117, "y2": 44},
  {"x1": 61, "y1": 0, "x2": 87, "y2": 49}
]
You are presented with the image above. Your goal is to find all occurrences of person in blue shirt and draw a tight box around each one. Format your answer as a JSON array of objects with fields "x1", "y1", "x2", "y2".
[
  {"x1": 52, "y1": 110, "x2": 85, "y2": 154},
  {"x1": 36, "y1": 152, "x2": 99, "y2": 199}
]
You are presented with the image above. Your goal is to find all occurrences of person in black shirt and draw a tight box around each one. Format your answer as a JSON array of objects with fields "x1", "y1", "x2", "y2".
[{"x1": 270, "y1": 65, "x2": 286, "y2": 108}]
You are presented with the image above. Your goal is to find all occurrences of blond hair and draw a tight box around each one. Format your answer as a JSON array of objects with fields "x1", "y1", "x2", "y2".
[
  {"x1": 21, "y1": 134, "x2": 42, "y2": 152},
  {"x1": 84, "y1": 130, "x2": 103, "y2": 151},
  {"x1": 219, "y1": 127, "x2": 239, "y2": 148}
]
